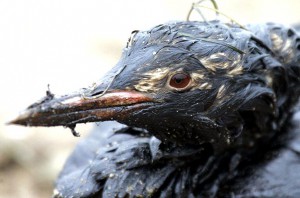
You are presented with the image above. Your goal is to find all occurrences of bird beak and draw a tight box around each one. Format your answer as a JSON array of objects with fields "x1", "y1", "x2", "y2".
[{"x1": 9, "y1": 89, "x2": 154, "y2": 128}]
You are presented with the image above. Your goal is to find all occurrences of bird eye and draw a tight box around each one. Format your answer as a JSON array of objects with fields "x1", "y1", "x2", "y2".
[{"x1": 168, "y1": 73, "x2": 191, "y2": 90}]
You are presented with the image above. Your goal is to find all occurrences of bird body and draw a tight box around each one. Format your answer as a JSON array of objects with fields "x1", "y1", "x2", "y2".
[
  {"x1": 54, "y1": 114, "x2": 300, "y2": 197},
  {"x1": 11, "y1": 20, "x2": 300, "y2": 197}
]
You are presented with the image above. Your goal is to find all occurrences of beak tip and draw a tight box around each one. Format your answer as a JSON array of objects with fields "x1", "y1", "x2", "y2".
[
  {"x1": 7, "y1": 110, "x2": 34, "y2": 126},
  {"x1": 7, "y1": 117, "x2": 26, "y2": 126},
  {"x1": 7, "y1": 119, "x2": 21, "y2": 126}
]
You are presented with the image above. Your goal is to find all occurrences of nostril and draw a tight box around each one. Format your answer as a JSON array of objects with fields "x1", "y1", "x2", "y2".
[
  {"x1": 287, "y1": 29, "x2": 295, "y2": 37},
  {"x1": 91, "y1": 91, "x2": 104, "y2": 97},
  {"x1": 82, "y1": 89, "x2": 105, "y2": 99}
]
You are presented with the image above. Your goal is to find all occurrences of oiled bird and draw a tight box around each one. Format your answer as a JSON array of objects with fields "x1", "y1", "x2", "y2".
[{"x1": 11, "y1": 20, "x2": 300, "y2": 197}]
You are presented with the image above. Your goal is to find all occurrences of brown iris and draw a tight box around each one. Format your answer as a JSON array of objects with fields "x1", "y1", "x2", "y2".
[{"x1": 169, "y1": 73, "x2": 191, "y2": 90}]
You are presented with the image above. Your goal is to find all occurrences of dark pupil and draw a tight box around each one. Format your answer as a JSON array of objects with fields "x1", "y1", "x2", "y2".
[{"x1": 175, "y1": 76, "x2": 184, "y2": 84}]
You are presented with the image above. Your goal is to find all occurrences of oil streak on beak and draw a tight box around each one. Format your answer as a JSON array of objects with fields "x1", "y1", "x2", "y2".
[{"x1": 9, "y1": 90, "x2": 154, "y2": 128}]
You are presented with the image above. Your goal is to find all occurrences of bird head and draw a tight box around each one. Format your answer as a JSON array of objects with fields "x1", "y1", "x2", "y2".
[{"x1": 11, "y1": 21, "x2": 290, "y2": 151}]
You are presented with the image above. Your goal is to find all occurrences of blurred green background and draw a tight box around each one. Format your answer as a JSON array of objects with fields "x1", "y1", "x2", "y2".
[{"x1": 0, "y1": 0, "x2": 299, "y2": 197}]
